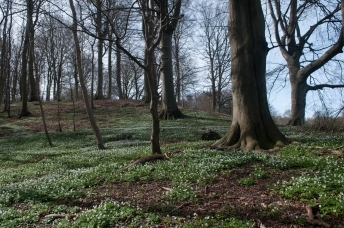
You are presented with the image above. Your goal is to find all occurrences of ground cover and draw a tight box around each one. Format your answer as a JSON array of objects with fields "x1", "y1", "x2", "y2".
[{"x1": 0, "y1": 100, "x2": 343, "y2": 227}]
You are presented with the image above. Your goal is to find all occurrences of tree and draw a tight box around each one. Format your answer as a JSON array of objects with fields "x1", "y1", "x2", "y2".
[
  {"x1": 268, "y1": 0, "x2": 344, "y2": 126},
  {"x1": 197, "y1": 0, "x2": 231, "y2": 113},
  {"x1": 69, "y1": 0, "x2": 105, "y2": 149},
  {"x1": 158, "y1": 0, "x2": 184, "y2": 120},
  {"x1": 212, "y1": 0, "x2": 288, "y2": 151}
]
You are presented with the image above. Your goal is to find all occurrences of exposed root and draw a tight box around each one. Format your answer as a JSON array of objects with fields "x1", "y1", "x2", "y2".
[
  {"x1": 159, "y1": 108, "x2": 185, "y2": 120},
  {"x1": 120, "y1": 149, "x2": 184, "y2": 172},
  {"x1": 306, "y1": 205, "x2": 331, "y2": 228}
]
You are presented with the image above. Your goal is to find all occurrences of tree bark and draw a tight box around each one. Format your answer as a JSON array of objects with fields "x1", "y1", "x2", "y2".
[
  {"x1": 108, "y1": 39, "x2": 113, "y2": 99},
  {"x1": 159, "y1": 30, "x2": 184, "y2": 119},
  {"x1": 27, "y1": 0, "x2": 38, "y2": 102},
  {"x1": 212, "y1": 0, "x2": 287, "y2": 151},
  {"x1": 95, "y1": 0, "x2": 104, "y2": 100},
  {"x1": 69, "y1": 0, "x2": 105, "y2": 150},
  {"x1": 158, "y1": 0, "x2": 184, "y2": 120},
  {"x1": 116, "y1": 42, "x2": 124, "y2": 99},
  {"x1": 20, "y1": 19, "x2": 31, "y2": 117}
]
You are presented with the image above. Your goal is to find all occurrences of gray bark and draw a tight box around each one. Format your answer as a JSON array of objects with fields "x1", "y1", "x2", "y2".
[{"x1": 212, "y1": 0, "x2": 287, "y2": 151}]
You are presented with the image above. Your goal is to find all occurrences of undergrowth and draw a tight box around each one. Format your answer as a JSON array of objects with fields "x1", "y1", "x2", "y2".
[{"x1": 0, "y1": 101, "x2": 343, "y2": 227}]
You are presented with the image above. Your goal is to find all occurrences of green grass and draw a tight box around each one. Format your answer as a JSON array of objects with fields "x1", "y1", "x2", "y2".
[{"x1": 0, "y1": 101, "x2": 343, "y2": 227}]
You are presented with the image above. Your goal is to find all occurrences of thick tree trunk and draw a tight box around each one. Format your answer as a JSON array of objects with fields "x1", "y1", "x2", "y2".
[
  {"x1": 69, "y1": 0, "x2": 105, "y2": 150},
  {"x1": 159, "y1": 31, "x2": 184, "y2": 119},
  {"x1": 212, "y1": 0, "x2": 287, "y2": 151},
  {"x1": 289, "y1": 74, "x2": 308, "y2": 126}
]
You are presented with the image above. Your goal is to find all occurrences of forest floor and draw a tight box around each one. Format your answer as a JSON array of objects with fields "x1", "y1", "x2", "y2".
[{"x1": 0, "y1": 100, "x2": 344, "y2": 227}]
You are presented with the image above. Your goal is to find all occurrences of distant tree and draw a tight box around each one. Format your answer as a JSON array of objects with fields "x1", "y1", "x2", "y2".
[
  {"x1": 268, "y1": 0, "x2": 344, "y2": 126},
  {"x1": 212, "y1": 0, "x2": 287, "y2": 151},
  {"x1": 197, "y1": 0, "x2": 231, "y2": 113},
  {"x1": 69, "y1": 0, "x2": 105, "y2": 149}
]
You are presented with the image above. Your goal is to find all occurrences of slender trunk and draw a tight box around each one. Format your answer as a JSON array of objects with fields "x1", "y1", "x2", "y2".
[
  {"x1": 91, "y1": 43, "x2": 95, "y2": 109},
  {"x1": 34, "y1": 54, "x2": 53, "y2": 146},
  {"x1": 116, "y1": 42, "x2": 123, "y2": 99},
  {"x1": 174, "y1": 40, "x2": 181, "y2": 103},
  {"x1": 108, "y1": 40, "x2": 113, "y2": 99},
  {"x1": 142, "y1": 47, "x2": 151, "y2": 103},
  {"x1": 20, "y1": 24, "x2": 30, "y2": 117},
  {"x1": 96, "y1": 38, "x2": 104, "y2": 99},
  {"x1": 147, "y1": 49, "x2": 161, "y2": 154},
  {"x1": 27, "y1": 0, "x2": 38, "y2": 102},
  {"x1": 210, "y1": 58, "x2": 216, "y2": 112},
  {"x1": 69, "y1": 0, "x2": 105, "y2": 149},
  {"x1": 95, "y1": 0, "x2": 104, "y2": 100}
]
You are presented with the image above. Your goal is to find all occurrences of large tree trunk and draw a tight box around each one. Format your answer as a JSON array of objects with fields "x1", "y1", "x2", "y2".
[
  {"x1": 212, "y1": 0, "x2": 287, "y2": 151},
  {"x1": 289, "y1": 73, "x2": 308, "y2": 126},
  {"x1": 69, "y1": 0, "x2": 105, "y2": 150},
  {"x1": 159, "y1": 30, "x2": 184, "y2": 119},
  {"x1": 158, "y1": 0, "x2": 184, "y2": 120}
]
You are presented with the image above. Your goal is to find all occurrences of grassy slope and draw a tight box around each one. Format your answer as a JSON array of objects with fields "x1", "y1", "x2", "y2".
[{"x1": 0, "y1": 100, "x2": 343, "y2": 227}]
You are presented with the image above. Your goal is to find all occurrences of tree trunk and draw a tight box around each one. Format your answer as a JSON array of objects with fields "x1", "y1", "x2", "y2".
[
  {"x1": 212, "y1": 0, "x2": 287, "y2": 151},
  {"x1": 69, "y1": 0, "x2": 105, "y2": 150},
  {"x1": 27, "y1": 0, "x2": 38, "y2": 102},
  {"x1": 116, "y1": 42, "x2": 123, "y2": 99},
  {"x1": 108, "y1": 39, "x2": 113, "y2": 99},
  {"x1": 142, "y1": 47, "x2": 151, "y2": 103},
  {"x1": 159, "y1": 30, "x2": 184, "y2": 119},
  {"x1": 147, "y1": 49, "x2": 161, "y2": 154},
  {"x1": 20, "y1": 22, "x2": 31, "y2": 117},
  {"x1": 158, "y1": 0, "x2": 184, "y2": 120},
  {"x1": 289, "y1": 73, "x2": 308, "y2": 126},
  {"x1": 95, "y1": 0, "x2": 104, "y2": 100}
]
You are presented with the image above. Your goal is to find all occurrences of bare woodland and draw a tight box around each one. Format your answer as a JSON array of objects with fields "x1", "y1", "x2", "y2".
[{"x1": 0, "y1": 0, "x2": 344, "y2": 151}]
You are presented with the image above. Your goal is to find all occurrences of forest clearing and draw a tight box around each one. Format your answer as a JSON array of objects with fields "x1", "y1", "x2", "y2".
[{"x1": 0, "y1": 100, "x2": 343, "y2": 227}]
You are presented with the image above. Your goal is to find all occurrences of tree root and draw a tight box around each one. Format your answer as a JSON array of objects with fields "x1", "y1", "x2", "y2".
[
  {"x1": 120, "y1": 149, "x2": 183, "y2": 172},
  {"x1": 306, "y1": 205, "x2": 331, "y2": 228}
]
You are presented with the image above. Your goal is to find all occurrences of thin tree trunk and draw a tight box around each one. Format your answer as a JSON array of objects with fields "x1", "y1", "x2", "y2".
[
  {"x1": 108, "y1": 40, "x2": 113, "y2": 99},
  {"x1": 20, "y1": 23, "x2": 31, "y2": 117},
  {"x1": 69, "y1": 0, "x2": 105, "y2": 150},
  {"x1": 27, "y1": 0, "x2": 38, "y2": 102},
  {"x1": 116, "y1": 42, "x2": 123, "y2": 99},
  {"x1": 34, "y1": 53, "x2": 53, "y2": 146}
]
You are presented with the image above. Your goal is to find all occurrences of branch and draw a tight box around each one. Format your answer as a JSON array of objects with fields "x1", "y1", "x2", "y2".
[
  {"x1": 299, "y1": 28, "x2": 344, "y2": 81},
  {"x1": 308, "y1": 83, "x2": 344, "y2": 91}
]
